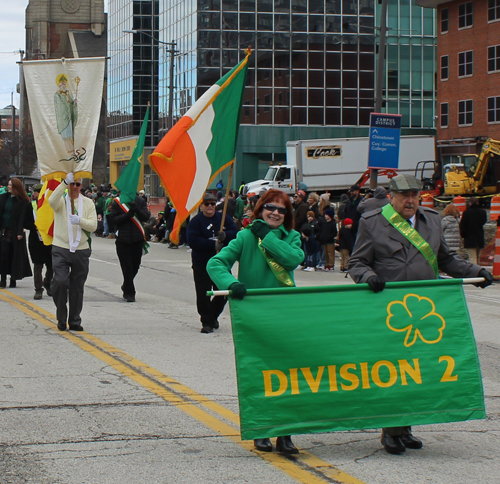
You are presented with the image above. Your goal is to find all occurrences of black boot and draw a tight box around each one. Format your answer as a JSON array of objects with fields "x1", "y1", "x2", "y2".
[
  {"x1": 276, "y1": 436, "x2": 299, "y2": 454},
  {"x1": 254, "y1": 438, "x2": 272, "y2": 452},
  {"x1": 0, "y1": 274, "x2": 6, "y2": 288},
  {"x1": 9, "y1": 278, "x2": 16, "y2": 288}
]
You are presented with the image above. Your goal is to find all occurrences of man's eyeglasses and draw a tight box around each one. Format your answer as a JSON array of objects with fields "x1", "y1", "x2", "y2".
[
  {"x1": 263, "y1": 204, "x2": 287, "y2": 214},
  {"x1": 72, "y1": 182, "x2": 82, "y2": 187},
  {"x1": 203, "y1": 201, "x2": 216, "y2": 206}
]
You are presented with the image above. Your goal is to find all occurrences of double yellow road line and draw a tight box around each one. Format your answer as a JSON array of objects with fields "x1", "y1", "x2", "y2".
[{"x1": 0, "y1": 289, "x2": 365, "y2": 484}]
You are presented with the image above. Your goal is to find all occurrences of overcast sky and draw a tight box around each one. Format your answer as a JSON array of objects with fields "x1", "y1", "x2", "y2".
[{"x1": 0, "y1": 0, "x2": 108, "y2": 109}]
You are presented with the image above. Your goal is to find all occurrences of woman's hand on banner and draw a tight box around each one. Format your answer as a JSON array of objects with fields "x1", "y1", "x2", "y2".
[{"x1": 230, "y1": 282, "x2": 247, "y2": 299}]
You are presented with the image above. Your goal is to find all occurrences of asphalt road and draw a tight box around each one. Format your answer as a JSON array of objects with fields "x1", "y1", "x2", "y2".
[{"x1": 1, "y1": 235, "x2": 499, "y2": 484}]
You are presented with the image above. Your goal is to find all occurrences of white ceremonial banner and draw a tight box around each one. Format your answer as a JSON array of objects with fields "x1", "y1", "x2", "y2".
[{"x1": 23, "y1": 57, "x2": 106, "y2": 181}]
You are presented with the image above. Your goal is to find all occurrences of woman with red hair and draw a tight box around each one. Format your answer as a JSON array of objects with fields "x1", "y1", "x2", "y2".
[
  {"x1": 207, "y1": 188, "x2": 304, "y2": 454},
  {"x1": 0, "y1": 178, "x2": 33, "y2": 287}
]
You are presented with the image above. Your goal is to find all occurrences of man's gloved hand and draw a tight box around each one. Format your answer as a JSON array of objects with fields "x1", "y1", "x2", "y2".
[
  {"x1": 65, "y1": 173, "x2": 75, "y2": 185},
  {"x1": 250, "y1": 219, "x2": 271, "y2": 240},
  {"x1": 215, "y1": 240, "x2": 224, "y2": 252},
  {"x1": 69, "y1": 214, "x2": 80, "y2": 226},
  {"x1": 216, "y1": 231, "x2": 226, "y2": 242},
  {"x1": 475, "y1": 269, "x2": 494, "y2": 288},
  {"x1": 367, "y1": 276, "x2": 385, "y2": 293},
  {"x1": 229, "y1": 281, "x2": 247, "y2": 299}
]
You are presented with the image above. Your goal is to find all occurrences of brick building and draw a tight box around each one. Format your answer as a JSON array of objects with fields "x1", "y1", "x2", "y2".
[{"x1": 417, "y1": 0, "x2": 500, "y2": 162}]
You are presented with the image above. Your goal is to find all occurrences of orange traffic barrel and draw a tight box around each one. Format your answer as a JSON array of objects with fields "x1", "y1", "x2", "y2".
[
  {"x1": 421, "y1": 194, "x2": 434, "y2": 209},
  {"x1": 454, "y1": 196, "x2": 466, "y2": 215},
  {"x1": 493, "y1": 224, "x2": 500, "y2": 280},
  {"x1": 490, "y1": 195, "x2": 500, "y2": 221}
]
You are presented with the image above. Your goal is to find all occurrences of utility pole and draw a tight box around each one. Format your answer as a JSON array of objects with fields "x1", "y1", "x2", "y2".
[
  {"x1": 167, "y1": 40, "x2": 177, "y2": 130},
  {"x1": 123, "y1": 30, "x2": 178, "y2": 136},
  {"x1": 11, "y1": 92, "x2": 16, "y2": 174},
  {"x1": 18, "y1": 50, "x2": 24, "y2": 175},
  {"x1": 370, "y1": 0, "x2": 388, "y2": 189}
]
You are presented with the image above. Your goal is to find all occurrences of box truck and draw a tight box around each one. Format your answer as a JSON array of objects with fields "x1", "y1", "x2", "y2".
[{"x1": 244, "y1": 135, "x2": 436, "y2": 196}]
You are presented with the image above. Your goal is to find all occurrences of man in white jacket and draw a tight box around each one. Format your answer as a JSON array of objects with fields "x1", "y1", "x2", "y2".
[{"x1": 49, "y1": 173, "x2": 97, "y2": 331}]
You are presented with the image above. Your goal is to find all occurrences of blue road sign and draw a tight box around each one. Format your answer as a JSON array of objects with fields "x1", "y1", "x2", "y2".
[{"x1": 368, "y1": 114, "x2": 402, "y2": 169}]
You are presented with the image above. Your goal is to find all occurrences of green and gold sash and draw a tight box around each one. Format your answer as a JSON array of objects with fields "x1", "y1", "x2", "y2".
[
  {"x1": 257, "y1": 238, "x2": 295, "y2": 287},
  {"x1": 382, "y1": 204, "x2": 439, "y2": 278}
]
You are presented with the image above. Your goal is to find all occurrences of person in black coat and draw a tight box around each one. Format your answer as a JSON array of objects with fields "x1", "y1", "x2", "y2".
[
  {"x1": 317, "y1": 208, "x2": 338, "y2": 271},
  {"x1": 0, "y1": 178, "x2": 33, "y2": 288},
  {"x1": 459, "y1": 197, "x2": 488, "y2": 264},
  {"x1": 27, "y1": 185, "x2": 53, "y2": 299},
  {"x1": 108, "y1": 195, "x2": 150, "y2": 302},
  {"x1": 186, "y1": 192, "x2": 238, "y2": 333}
]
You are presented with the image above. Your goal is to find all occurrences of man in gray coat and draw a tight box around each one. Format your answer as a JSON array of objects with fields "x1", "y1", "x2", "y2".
[{"x1": 349, "y1": 174, "x2": 493, "y2": 455}]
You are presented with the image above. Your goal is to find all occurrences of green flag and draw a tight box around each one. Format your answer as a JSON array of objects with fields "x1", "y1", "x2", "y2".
[
  {"x1": 228, "y1": 279, "x2": 485, "y2": 440},
  {"x1": 115, "y1": 106, "x2": 150, "y2": 204}
]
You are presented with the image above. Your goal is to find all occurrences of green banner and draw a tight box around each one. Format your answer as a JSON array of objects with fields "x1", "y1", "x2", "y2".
[{"x1": 228, "y1": 279, "x2": 485, "y2": 441}]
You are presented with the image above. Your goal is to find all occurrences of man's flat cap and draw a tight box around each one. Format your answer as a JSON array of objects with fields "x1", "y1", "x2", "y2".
[{"x1": 388, "y1": 174, "x2": 422, "y2": 192}]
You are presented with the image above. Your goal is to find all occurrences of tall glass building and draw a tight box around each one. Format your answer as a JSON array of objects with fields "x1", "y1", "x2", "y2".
[
  {"x1": 108, "y1": 0, "x2": 437, "y2": 190},
  {"x1": 382, "y1": 1, "x2": 437, "y2": 129},
  {"x1": 108, "y1": 0, "x2": 159, "y2": 148}
]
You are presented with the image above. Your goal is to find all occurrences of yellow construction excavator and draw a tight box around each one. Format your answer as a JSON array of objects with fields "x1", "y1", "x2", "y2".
[{"x1": 444, "y1": 138, "x2": 500, "y2": 196}]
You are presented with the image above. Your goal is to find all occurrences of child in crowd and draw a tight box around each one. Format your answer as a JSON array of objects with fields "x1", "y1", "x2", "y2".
[
  {"x1": 301, "y1": 227, "x2": 320, "y2": 272},
  {"x1": 305, "y1": 210, "x2": 319, "y2": 235},
  {"x1": 317, "y1": 208, "x2": 337, "y2": 271},
  {"x1": 338, "y1": 218, "x2": 354, "y2": 272}
]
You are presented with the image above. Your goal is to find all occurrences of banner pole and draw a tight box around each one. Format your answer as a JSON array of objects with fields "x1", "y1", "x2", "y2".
[{"x1": 208, "y1": 278, "x2": 486, "y2": 297}]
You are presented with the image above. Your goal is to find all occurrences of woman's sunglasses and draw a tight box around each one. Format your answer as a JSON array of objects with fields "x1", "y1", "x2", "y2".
[{"x1": 263, "y1": 204, "x2": 287, "y2": 214}]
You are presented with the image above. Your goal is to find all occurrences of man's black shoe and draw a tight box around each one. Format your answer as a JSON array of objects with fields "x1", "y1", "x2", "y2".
[
  {"x1": 213, "y1": 320, "x2": 219, "y2": 330},
  {"x1": 200, "y1": 326, "x2": 214, "y2": 333},
  {"x1": 381, "y1": 433, "x2": 406, "y2": 454},
  {"x1": 126, "y1": 295, "x2": 135, "y2": 302},
  {"x1": 9, "y1": 280, "x2": 16, "y2": 288},
  {"x1": 254, "y1": 438, "x2": 272, "y2": 452},
  {"x1": 44, "y1": 283, "x2": 52, "y2": 297},
  {"x1": 276, "y1": 435, "x2": 299, "y2": 454},
  {"x1": 57, "y1": 321, "x2": 67, "y2": 331},
  {"x1": 400, "y1": 434, "x2": 423, "y2": 449},
  {"x1": 69, "y1": 324, "x2": 84, "y2": 332}
]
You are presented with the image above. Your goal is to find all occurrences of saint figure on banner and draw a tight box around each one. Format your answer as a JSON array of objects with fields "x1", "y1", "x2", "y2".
[{"x1": 54, "y1": 74, "x2": 78, "y2": 154}]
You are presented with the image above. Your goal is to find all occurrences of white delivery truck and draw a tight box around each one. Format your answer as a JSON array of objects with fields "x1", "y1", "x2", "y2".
[{"x1": 244, "y1": 135, "x2": 436, "y2": 195}]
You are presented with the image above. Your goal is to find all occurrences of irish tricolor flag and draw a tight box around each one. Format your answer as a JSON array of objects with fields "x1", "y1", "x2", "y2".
[{"x1": 149, "y1": 50, "x2": 250, "y2": 244}]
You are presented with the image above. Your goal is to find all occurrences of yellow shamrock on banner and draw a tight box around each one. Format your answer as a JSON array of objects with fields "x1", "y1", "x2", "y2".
[{"x1": 386, "y1": 294, "x2": 446, "y2": 347}]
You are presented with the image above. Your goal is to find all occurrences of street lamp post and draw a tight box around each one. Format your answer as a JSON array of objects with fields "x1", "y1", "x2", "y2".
[{"x1": 123, "y1": 30, "x2": 178, "y2": 133}]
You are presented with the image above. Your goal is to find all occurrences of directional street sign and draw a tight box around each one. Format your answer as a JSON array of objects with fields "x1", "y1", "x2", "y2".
[{"x1": 367, "y1": 113, "x2": 402, "y2": 169}]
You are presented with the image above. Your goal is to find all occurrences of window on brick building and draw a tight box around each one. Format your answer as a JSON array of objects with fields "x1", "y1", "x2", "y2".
[
  {"x1": 440, "y1": 56, "x2": 449, "y2": 80},
  {"x1": 458, "y1": 2, "x2": 473, "y2": 29},
  {"x1": 488, "y1": 96, "x2": 500, "y2": 123},
  {"x1": 440, "y1": 103, "x2": 449, "y2": 128},
  {"x1": 441, "y1": 8, "x2": 449, "y2": 32},
  {"x1": 458, "y1": 51, "x2": 473, "y2": 77},
  {"x1": 458, "y1": 100, "x2": 473, "y2": 126},
  {"x1": 488, "y1": 0, "x2": 500, "y2": 21},
  {"x1": 488, "y1": 45, "x2": 500, "y2": 72}
]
